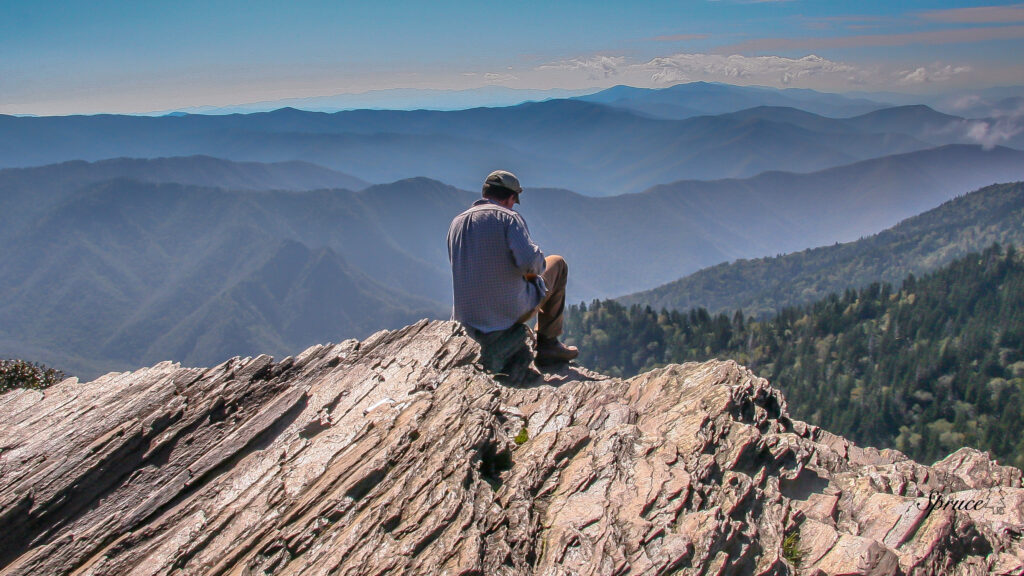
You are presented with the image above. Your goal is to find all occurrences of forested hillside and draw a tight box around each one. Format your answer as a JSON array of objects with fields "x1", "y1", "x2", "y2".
[
  {"x1": 622, "y1": 182, "x2": 1024, "y2": 317},
  {"x1": 565, "y1": 244, "x2": 1024, "y2": 467}
]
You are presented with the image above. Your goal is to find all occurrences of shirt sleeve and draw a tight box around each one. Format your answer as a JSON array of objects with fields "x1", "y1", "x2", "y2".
[{"x1": 506, "y1": 213, "x2": 546, "y2": 275}]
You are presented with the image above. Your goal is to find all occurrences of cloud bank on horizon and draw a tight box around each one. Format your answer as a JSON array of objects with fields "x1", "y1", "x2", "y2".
[{"x1": 2, "y1": 0, "x2": 1023, "y2": 115}]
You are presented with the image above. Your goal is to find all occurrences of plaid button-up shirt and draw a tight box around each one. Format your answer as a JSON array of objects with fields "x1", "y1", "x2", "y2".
[{"x1": 447, "y1": 199, "x2": 547, "y2": 333}]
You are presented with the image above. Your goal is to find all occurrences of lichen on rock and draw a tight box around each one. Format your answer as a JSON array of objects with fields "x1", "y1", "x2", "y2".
[{"x1": 0, "y1": 320, "x2": 1021, "y2": 575}]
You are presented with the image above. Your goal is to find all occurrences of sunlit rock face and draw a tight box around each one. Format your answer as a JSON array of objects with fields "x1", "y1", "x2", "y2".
[{"x1": 1, "y1": 320, "x2": 1021, "y2": 575}]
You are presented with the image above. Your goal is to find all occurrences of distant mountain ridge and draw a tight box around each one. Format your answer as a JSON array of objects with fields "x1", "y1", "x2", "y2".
[
  {"x1": 575, "y1": 81, "x2": 888, "y2": 118},
  {"x1": 155, "y1": 86, "x2": 597, "y2": 115},
  {"x1": 0, "y1": 156, "x2": 368, "y2": 243},
  {"x1": 0, "y1": 155, "x2": 367, "y2": 193},
  {"x1": 534, "y1": 144, "x2": 1024, "y2": 297},
  {"x1": 4, "y1": 93, "x2": 1018, "y2": 195},
  {"x1": 620, "y1": 181, "x2": 1024, "y2": 316}
]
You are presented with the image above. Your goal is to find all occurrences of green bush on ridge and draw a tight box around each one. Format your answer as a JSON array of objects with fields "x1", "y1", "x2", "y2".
[{"x1": 0, "y1": 359, "x2": 65, "y2": 394}]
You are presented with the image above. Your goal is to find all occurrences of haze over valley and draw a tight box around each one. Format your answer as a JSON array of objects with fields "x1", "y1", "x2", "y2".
[{"x1": 4, "y1": 86, "x2": 1023, "y2": 196}]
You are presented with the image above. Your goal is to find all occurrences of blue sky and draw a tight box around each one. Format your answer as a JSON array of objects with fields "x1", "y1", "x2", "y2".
[{"x1": 2, "y1": 1, "x2": 1023, "y2": 115}]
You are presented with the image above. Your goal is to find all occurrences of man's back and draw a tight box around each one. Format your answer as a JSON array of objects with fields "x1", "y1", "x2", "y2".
[{"x1": 447, "y1": 198, "x2": 545, "y2": 334}]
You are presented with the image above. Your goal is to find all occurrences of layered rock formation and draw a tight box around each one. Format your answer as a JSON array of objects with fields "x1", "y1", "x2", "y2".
[{"x1": 1, "y1": 320, "x2": 1022, "y2": 575}]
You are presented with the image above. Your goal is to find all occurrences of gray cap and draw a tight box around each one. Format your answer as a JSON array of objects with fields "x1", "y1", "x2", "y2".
[{"x1": 484, "y1": 170, "x2": 523, "y2": 200}]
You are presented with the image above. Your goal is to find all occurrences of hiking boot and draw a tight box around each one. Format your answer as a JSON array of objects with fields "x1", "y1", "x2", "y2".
[{"x1": 535, "y1": 336, "x2": 578, "y2": 364}]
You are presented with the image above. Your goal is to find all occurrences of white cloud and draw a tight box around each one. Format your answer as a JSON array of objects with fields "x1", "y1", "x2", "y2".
[
  {"x1": 927, "y1": 98, "x2": 1023, "y2": 150},
  {"x1": 722, "y1": 25, "x2": 1024, "y2": 52},
  {"x1": 947, "y1": 94, "x2": 984, "y2": 111},
  {"x1": 536, "y1": 56, "x2": 628, "y2": 79},
  {"x1": 535, "y1": 52, "x2": 865, "y2": 87},
  {"x1": 919, "y1": 3, "x2": 1024, "y2": 24},
  {"x1": 483, "y1": 73, "x2": 518, "y2": 83},
  {"x1": 897, "y1": 64, "x2": 971, "y2": 84},
  {"x1": 529, "y1": 50, "x2": 998, "y2": 93},
  {"x1": 641, "y1": 53, "x2": 859, "y2": 85},
  {"x1": 964, "y1": 116, "x2": 1024, "y2": 150}
]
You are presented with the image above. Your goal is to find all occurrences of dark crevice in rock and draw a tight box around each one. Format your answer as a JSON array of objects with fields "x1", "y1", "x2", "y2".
[
  {"x1": 0, "y1": 427, "x2": 149, "y2": 565},
  {"x1": 381, "y1": 513, "x2": 401, "y2": 533},
  {"x1": 553, "y1": 433, "x2": 591, "y2": 465},
  {"x1": 480, "y1": 442, "x2": 514, "y2": 491},
  {"x1": 0, "y1": 495, "x2": 40, "y2": 566},
  {"x1": 115, "y1": 384, "x2": 308, "y2": 562},
  {"x1": 411, "y1": 522, "x2": 449, "y2": 559},
  {"x1": 780, "y1": 467, "x2": 829, "y2": 501},
  {"x1": 344, "y1": 462, "x2": 391, "y2": 502},
  {"x1": 300, "y1": 418, "x2": 331, "y2": 439}
]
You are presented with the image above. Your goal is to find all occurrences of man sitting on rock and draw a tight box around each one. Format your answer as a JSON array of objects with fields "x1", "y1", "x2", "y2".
[{"x1": 447, "y1": 170, "x2": 578, "y2": 364}]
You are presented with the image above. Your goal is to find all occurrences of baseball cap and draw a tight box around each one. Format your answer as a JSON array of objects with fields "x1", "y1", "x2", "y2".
[{"x1": 484, "y1": 170, "x2": 523, "y2": 202}]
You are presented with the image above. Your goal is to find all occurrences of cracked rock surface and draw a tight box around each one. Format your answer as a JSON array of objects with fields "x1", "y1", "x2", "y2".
[{"x1": 1, "y1": 320, "x2": 1022, "y2": 575}]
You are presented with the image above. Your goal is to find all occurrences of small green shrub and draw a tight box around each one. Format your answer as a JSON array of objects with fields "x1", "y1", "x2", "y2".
[
  {"x1": 0, "y1": 359, "x2": 65, "y2": 394},
  {"x1": 514, "y1": 427, "x2": 529, "y2": 445},
  {"x1": 782, "y1": 530, "x2": 804, "y2": 567}
]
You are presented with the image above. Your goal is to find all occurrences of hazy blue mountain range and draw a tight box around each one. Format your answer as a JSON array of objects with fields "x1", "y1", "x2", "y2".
[
  {"x1": 578, "y1": 82, "x2": 1024, "y2": 129},
  {"x1": 848, "y1": 85, "x2": 1024, "y2": 118},
  {"x1": 711, "y1": 104, "x2": 1023, "y2": 151},
  {"x1": 3, "y1": 95, "x2": 1018, "y2": 196},
  {"x1": 163, "y1": 82, "x2": 889, "y2": 117},
  {"x1": 0, "y1": 156, "x2": 366, "y2": 194},
  {"x1": 620, "y1": 181, "x2": 1024, "y2": 317},
  {"x1": 0, "y1": 156, "x2": 367, "y2": 243},
  {"x1": 3, "y1": 148, "x2": 1024, "y2": 378},
  {"x1": 961, "y1": 95, "x2": 1024, "y2": 118},
  {"x1": 0, "y1": 176, "x2": 452, "y2": 378},
  {"x1": 575, "y1": 81, "x2": 889, "y2": 119},
  {"x1": 157, "y1": 86, "x2": 596, "y2": 115},
  {"x1": 531, "y1": 144, "x2": 1024, "y2": 298},
  {"x1": 5, "y1": 145, "x2": 1021, "y2": 301}
]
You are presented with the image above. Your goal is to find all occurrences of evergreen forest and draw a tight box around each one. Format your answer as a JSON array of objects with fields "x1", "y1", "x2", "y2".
[{"x1": 565, "y1": 244, "x2": 1024, "y2": 467}]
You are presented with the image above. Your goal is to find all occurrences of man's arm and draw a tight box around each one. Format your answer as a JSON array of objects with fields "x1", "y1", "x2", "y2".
[{"x1": 506, "y1": 214, "x2": 545, "y2": 276}]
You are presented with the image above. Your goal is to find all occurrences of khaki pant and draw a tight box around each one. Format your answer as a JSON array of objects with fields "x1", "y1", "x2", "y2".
[{"x1": 517, "y1": 254, "x2": 568, "y2": 339}]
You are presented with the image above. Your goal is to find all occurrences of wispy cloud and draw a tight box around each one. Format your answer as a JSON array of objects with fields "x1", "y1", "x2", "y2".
[
  {"x1": 964, "y1": 116, "x2": 1024, "y2": 149},
  {"x1": 530, "y1": 49, "x2": 999, "y2": 92},
  {"x1": 721, "y1": 25, "x2": 1024, "y2": 52},
  {"x1": 801, "y1": 15, "x2": 891, "y2": 23},
  {"x1": 918, "y1": 3, "x2": 1024, "y2": 23},
  {"x1": 929, "y1": 114, "x2": 1024, "y2": 150},
  {"x1": 897, "y1": 64, "x2": 971, "y2": 84},
  {"x1": 798, "y1": 14, "x2": 892, "y2": 31},
  {"x1": 535, "y1": 52, "x2": 868, "y2": 87},
  {"x1": 483, "y1": 72, "x2": 518, "y2": 83},
  {"x1": 641, "y1": 53, "x2": 859, "y2": 85},
  {"x1": 968, "y1": 98, "x2": 1024, "y2": 149},
  {"x1": 537, "y1": 56, "x2": 628, "y2": 79},
  {"x1": 926, "y1": 97, "x2": 1024, "y2": 150},
  {"x1": 650, "y1": 33, "x2": 710, "y2": 42}
]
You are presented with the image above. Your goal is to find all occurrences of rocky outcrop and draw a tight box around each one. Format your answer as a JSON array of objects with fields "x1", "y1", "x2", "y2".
[{"x1": 1, "y1": 320, "x2": 1022, "y2": 575}]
